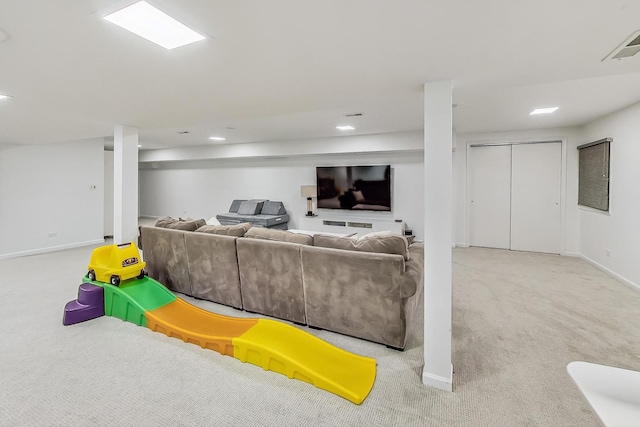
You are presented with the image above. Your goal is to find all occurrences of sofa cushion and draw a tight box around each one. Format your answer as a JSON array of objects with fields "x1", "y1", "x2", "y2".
[
  {"x1": 313, "y1": 232, "x2": 409, "y2": 260},
  {"x1": 195, "y1": 222, "x2": 252, "y2": 237},
  {"x1": 154, "y1": 216, "x2": 206, "y2": 231},
  {"x1": 237, "y1": 200, "x2": 265, "y2": 215},
  {"x1": 244, "y1": 227, "x2": 313, "y2": 245}
]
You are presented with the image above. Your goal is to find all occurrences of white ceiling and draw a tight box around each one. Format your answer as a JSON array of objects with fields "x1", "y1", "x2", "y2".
[{"x1": 1, "y1": 0, "x2": 640, "y2": 150}]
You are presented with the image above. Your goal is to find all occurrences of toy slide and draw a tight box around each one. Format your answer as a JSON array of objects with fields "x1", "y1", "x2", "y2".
[{"x1": 65, "y1": 276, "x2": 376, "y2": 404}]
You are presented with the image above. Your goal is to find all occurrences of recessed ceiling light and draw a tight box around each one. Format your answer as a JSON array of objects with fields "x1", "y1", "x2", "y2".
[
  {"x1": 0, "y1": 94, "x2": 11, "y2": 100},
  {"x1": 138, "y1": 144, "x2": 142, "y2": 148},
  {"x1": 530, "y1": 107, "x2": 559, "y2": 115},
  {"x1": 209, "y1": 136, "x2": 226, "y2": 141},
  {"x1": 104, "y1": 1, "x2": 205, "y2": 50},
  {"x1": 336, "y1": 125, "x2": 355, "y2": 131}
]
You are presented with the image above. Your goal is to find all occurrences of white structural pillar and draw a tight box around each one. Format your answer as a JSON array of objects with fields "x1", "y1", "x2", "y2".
[
  {"x1": 422, "y1": 81, "x2": 453, "y2": 391},
  {"x1": 113, "y1": 126, "x2": 139, "y2": 245}
]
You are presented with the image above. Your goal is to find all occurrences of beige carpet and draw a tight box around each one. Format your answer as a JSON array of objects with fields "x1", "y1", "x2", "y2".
[{"x1": 1, "y1": 244, "x2": 639, "y2": 426}]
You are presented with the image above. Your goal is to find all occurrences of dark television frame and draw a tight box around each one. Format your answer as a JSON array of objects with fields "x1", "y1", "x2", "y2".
[{"x1": 316, "y1": 165, "x2": 392, "y2": 212}]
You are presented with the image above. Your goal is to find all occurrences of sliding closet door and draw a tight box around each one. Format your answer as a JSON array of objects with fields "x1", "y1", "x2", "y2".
[
  {"x1": 468, "y1": 145, "x2": 512, "y2": 249},
  {"x1": 510, "y1": 143, "x2": 561, "y2": 253}
]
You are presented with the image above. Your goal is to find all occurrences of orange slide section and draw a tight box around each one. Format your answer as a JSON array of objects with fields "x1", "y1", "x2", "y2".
[
  {"x1": 144, "y1": 296, "x2": 377, "y2": 404},
  {"x1": 146, "y1": 299, "x2": 258, "y2": 357}
]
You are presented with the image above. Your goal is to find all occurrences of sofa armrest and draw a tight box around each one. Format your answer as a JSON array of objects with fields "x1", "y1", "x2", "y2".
[
  {"x1": 401, "y1": 243, "x2": 424, "y2": 298},
  {"x1": 139, "y1": 226, "x2": 192, "y2": 296}
]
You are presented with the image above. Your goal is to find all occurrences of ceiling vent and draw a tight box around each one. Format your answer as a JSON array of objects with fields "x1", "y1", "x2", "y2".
[
  {"x1": 176, "y1": 131, "x2": 190, "y2": 134},
  {"x1": 603, "y1": 31, "x2": 640, "y2": 61},
  {"x1": 345, "y1": 113, "x2": 363, "y2": 117}
]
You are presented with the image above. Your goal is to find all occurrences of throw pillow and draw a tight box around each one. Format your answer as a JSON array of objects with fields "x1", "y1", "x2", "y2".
[
  {"x1": 155, "y1": 216, "x2": 205, "y2": 232},
  {"x1": 154, "y1": 216, "x2": 177, "y2": 228},
  {"x1": 195, "y1": 222, "x2": 252, "y2": 237},
  {"x1": 244, "y1": 227, "x2": 313, "y2": 245},
  {"x1": 165, "y1": 218, "x2": 206, "y2": 231}
]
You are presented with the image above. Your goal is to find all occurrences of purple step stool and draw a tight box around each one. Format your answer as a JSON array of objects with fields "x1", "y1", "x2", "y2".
[{"x1": 63, "y1": 283, "x2": 105, "y2": 326}]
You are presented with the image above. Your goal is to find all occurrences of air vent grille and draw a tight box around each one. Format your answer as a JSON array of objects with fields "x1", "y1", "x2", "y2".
[
  {"x1": 628, "y1": 34, "x2": 640, "y2": 47},
  {"x1": 604, "y1": 30, "x2": 640, "y2": 60},
  {"x1": 345, "y1": 113, "x2": 363, "y2": 117}
]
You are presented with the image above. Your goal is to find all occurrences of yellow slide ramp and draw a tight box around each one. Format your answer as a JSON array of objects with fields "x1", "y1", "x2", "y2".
[
  {"x1": 145, "y1": 298, "x2": 376, "y2": 404},
  {"x1": 233, "y1": 319, "x2": 377, "y2": 404}
]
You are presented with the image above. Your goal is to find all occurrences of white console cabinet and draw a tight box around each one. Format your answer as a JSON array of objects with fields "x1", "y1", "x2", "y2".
[{"x1": 298, "y1": 216, "x2": 405, "y2": 238}]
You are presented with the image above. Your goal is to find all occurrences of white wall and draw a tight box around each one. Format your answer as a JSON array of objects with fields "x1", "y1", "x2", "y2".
[
  {"x1": 580, "y1": 101, "x2": 640, "y2": 289},
  {"x1": 140, "y1": 152, "x2": 425, "y2": 239},
  {"x1": 454, "y1": 127, "x2": 583, "y2": 254},
  {"x1": 0, "y1": 140, "x2": 105, "y2": 258}
]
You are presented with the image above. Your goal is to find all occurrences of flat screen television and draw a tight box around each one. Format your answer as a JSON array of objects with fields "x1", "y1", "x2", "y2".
[{"x1": 316, "y1": 165, "x2": 391, "y2": 211}]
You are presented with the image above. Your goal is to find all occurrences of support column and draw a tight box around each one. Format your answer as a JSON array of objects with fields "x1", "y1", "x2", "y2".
[
  {"x1": 113, "y1": 126, "x2": 139, "y2": 245},
  {"x1": 423, "y1": 81, "x2": 453, "y2": 391}
]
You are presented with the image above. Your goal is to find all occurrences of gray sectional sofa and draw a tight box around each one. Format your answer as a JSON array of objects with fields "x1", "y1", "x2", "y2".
[{"x1": 139, "y1": 221, "x2": 424, "y2": 350}]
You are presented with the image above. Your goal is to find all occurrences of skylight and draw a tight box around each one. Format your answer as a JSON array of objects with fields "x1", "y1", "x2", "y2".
[
  {"x1": 336, "y1": 125, "x2": 355, "y2": 131},
  {"x1": 104, "y1": 1, "x2": 205, "y2": 50},
  {"x1": 530, "y1": 107, "x2": 559, "y2": 115}
]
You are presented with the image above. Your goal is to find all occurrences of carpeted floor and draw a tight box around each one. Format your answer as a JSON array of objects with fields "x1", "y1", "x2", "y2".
[{"x1": 1, "y1": 244, "x2": 639, "y2": 426}]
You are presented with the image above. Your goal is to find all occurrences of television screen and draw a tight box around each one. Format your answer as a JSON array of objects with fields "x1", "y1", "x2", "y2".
[{"x1": 316, "y1": 165, "x2": 391, "y2": 211}]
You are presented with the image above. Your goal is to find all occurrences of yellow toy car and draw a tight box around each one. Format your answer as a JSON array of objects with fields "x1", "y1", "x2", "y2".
[{"x1": 87, "y1": 242, "x2": 147, "y2": 286}]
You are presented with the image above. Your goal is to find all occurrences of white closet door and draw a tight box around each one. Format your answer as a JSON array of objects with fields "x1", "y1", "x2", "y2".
[
  {"x1": 510, "y1": 143, "x2": 561, "y2": 253},
  {"x1": 468, "y1": 145, "x2": 512, "y2": 249}
]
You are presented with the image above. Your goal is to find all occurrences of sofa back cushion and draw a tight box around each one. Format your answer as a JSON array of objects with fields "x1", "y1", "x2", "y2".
[
  {"x1": 244, "y1": 227, "x2": 313, "y2": 245},
  {"x1": 195, "y1": 222, "x2": 252, "y2": 237},
  {"x1": 154, "y1": 216, "x2": 206, "y2": 231},
  {"x1": 313, "y1": 232, "x2": 409, "y2": 260},
  {"x1": 237, "y1": 200, "x2": 265, "y2": 215}
]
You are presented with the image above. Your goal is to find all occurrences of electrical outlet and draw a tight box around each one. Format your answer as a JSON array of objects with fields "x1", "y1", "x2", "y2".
[
  {"x1": 605, "y1": 248, "x2": 612, "y2": 257},
  {"x1": 48, "y1": 232, "x2": 57, "y2": 238}
]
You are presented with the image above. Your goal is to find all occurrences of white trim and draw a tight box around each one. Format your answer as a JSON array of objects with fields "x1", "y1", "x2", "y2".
[
  {"x1": 0, "y1": 239, "x2": 105, "y2": 260},
  {"x1": 578, "y1": 254, "x2": 640, "y2": 292},
  {"x1": 559, "y1": 138, "x2": 568, "y2": 255},
  {"x1": 422, "y1": 364, "x2": 453, "y2": 392},
  {"x1": 455, "y1": 242, "x2": 469, "y2": 248},
  {"x1": 562, "y1": 251, "x2": 581, "y2": 257},
  {"x1": 578, "y1": 205, "x2": 611, "y2": 216}
]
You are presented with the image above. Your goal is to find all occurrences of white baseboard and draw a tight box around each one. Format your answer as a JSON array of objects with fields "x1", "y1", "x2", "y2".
[
  {"x1": 0, "y1": 238, "x2": 105, "y2": 260},
  {"x1": 562, "y1": 252, "x2": 581, "y2": 257},
  {"x1": 454, "y1": 242, "x2": 469, "y2": 248},
  {"x1": 578, "y1": 254, "x2": 640, "y2": 292},
  {"x1": 422, "y1": 364, "x2": 453, "y2": 392}
]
